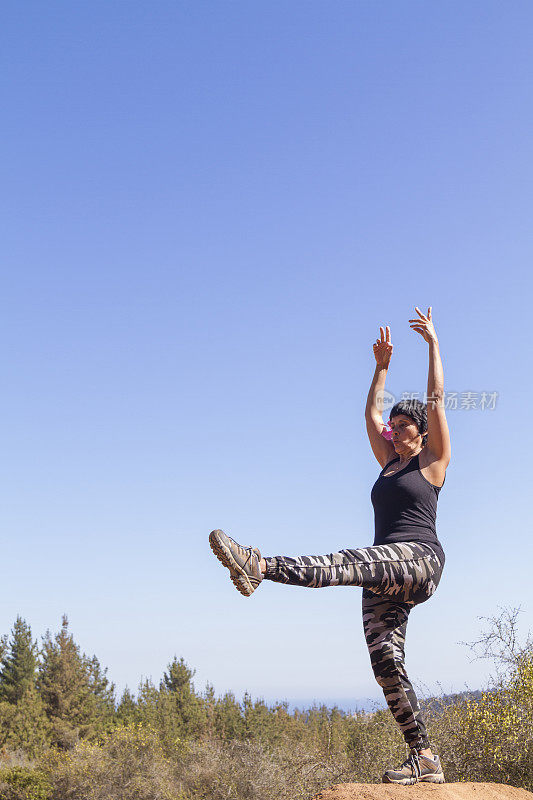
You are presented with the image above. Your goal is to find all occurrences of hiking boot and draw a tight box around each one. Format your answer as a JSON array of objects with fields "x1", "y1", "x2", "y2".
[
  {"x1": 382, "y1": 751, "x2": 445, "y2": 785},
  {"x1": 209, "y1": 529, "x2": 263, "y2": 597}
]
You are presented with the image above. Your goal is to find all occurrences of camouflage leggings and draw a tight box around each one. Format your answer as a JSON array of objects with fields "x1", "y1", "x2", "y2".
[{"x1": 264, "y1": 542, "x2": 444, "y2": 750}]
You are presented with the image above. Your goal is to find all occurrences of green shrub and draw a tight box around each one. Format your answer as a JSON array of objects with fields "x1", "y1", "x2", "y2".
[
  {"x1": 427, "y1": 609, "x2": 533, "y2": 791},
  {"x1": 40, "y1": 724, "x2": 178, "y2": 800},
  {"x1": 0, "y1": 767, "x2": 52, "y2": 800}
]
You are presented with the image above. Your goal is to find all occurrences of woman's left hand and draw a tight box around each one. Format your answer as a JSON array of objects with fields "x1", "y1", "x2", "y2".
[{"x1": 409, "y1": 306, "x2": 438, "y2": 344}]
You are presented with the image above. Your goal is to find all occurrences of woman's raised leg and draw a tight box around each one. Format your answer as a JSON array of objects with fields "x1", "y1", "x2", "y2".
[
  {"x1": 209, "y1": 530, "x2": 443, "y2": 604},
  {"x1": 264, "y1": 541, "x2": 442, "y2": 603}
]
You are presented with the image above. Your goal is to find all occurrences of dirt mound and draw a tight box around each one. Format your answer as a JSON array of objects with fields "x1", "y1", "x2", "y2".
[{"x1": 313, "y1": 783, "x2": 533, "y2": 800}]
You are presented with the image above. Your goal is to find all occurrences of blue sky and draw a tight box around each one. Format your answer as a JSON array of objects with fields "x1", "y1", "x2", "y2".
[{"x1": 1, "y1": 1, "x2": 532, "y2": 709}]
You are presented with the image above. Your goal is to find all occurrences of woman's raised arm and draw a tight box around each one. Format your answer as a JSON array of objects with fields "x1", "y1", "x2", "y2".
[
  {"x1": 365, "y1": 326, "x2": 396, "y2": 467},
  {"x1": 409, "y1": 307, "x2": 451, "y2": 467}
]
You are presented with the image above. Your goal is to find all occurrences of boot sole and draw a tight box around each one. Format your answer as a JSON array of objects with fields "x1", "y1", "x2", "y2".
[
  {"x1": 383, "y1": 774, "x2": 445, "y2": 785},
  {"x1": 209, "y1": 530, "x2": 255, "y2": 597}
]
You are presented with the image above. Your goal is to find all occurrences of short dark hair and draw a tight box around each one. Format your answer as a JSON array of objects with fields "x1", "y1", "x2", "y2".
[{"x1": 389, "y1": 399, "x2": 428, "y2": 445}]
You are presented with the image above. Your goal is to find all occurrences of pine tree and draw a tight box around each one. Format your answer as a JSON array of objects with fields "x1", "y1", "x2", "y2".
[
  {"x1": 0, "y1": 616, "x2": 39, "y2": 704},
  {"x1": 204, "y1": 682, "x2": 216, "y2": 740},
  {"x1": 242, "y1": 692, "x2": 279, "y2": 744},
  {"x1": 116, "y1": 686, "x2": 138, "y2": 725},
  {"x1": 160, "y1": 656, "x2": 207, "y2": 739},
  {"x1": 84, "y1": 653, "x2": 116, "y2": 728},
  {"x1": 1, "y1": 684, "x2": 51, "y2": 756},
  {"x1": 0, "y1": 618, "x2": 50, "y2": 755},
  {"x1": 215, "y1": 691, "x2": 245, "y2": 739},
  {"x1": 38, "y1": 615, "x2": 100, "y2": 748},
  {"x1": 135, "y1": 677, "x2": 160, "y2": 730},
  {"x1": 162, "y1": 656, "x2": 195, "y2": 694}
]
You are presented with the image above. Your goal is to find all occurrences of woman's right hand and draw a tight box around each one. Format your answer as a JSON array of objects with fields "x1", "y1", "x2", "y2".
[{"x1": 373, "y1": 326, "x2": 393, "y2": 368}]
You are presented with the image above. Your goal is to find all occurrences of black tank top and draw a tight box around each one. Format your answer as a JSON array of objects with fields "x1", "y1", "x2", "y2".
[{"x1": 370, "y1": 453, "x2": 445, "y2": 564}]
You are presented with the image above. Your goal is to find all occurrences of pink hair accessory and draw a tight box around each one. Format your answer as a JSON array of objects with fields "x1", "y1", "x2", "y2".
[{"x1": 381, "y1": 422, "x2": 393, "y2": 440}]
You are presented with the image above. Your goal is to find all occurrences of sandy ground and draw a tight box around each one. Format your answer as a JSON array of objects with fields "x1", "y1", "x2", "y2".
[{"x1": 313, "y1": 783, "x2": 533, "y2": 800}]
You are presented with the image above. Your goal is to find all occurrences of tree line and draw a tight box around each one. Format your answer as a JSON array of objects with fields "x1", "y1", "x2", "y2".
[
  {"x1": 0, "y1": 614, "x2": 361, "y2": 759},
  {"x1": 0, "y1": 609, "x2": 532, "y2": 798}
]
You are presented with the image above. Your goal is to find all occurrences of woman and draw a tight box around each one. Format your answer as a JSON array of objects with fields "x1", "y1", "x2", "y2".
[{"x1": 209, "y1": 306, "x2": 451, "y2": 785}]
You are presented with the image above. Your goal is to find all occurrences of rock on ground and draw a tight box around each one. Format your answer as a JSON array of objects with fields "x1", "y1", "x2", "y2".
[{"x1": 313, "y1": 783, "x2": 533, "y2": 800}]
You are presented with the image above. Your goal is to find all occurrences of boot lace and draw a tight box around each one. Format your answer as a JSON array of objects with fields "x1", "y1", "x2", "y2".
[{"x1": 400, "y1": 750, "x2": 422, "y2": 783}]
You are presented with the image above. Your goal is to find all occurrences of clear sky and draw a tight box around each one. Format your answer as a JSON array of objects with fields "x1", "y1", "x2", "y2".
[{"x1": 1, "y1": 1, "x2": 532, "y2": 710}]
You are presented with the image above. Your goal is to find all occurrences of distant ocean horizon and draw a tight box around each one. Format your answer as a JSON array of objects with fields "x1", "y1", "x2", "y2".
[
  {"x1": 247, "y1": 696, "x2": 387, "y2": 713},
  {"x1": 234, "y1": 689, "x2": 482, "y2": 714},
  {"x1": 286, "y1": 698, "x2": 386, "y2": 713}
]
